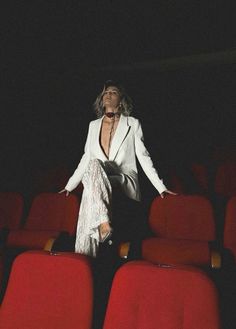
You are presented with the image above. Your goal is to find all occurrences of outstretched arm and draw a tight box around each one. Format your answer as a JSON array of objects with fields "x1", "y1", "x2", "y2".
[
  {"x1": 134, "y1": 120, "x2": 177, "y2": 197},
  {"x1": 59, "y1": 122, "x2": 92, "y2": 193}
]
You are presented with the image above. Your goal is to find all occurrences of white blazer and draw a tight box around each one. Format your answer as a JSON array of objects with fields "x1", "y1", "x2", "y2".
[{"x1": 65, "y1": 114, "x2": 167, "y2": 201}]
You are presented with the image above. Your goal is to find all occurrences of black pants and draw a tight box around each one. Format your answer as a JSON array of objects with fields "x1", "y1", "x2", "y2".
[{"x1": 91, "y1": 191, "x2": 148, "y2": 329}]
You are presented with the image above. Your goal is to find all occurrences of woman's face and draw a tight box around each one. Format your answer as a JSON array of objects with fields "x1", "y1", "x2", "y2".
[{"x1": 102, "y1": 86, "x2": 121, "y2": 110}]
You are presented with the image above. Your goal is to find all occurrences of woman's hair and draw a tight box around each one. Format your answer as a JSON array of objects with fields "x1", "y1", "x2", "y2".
[{"x1": 93, "y1": 80, "x2": 133, "y2": 118}]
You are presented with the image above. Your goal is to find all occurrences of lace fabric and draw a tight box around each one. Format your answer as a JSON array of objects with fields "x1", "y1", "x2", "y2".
[{"x1": 75, "y1": 159, "x2": 112, "y2": 257}]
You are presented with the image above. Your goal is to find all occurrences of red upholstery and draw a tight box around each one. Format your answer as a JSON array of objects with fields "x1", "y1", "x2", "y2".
[
  {"x1": 103, "y1": 261, "x2": 221, "y2": 329},
  {"x1": 7, "y1": 193, "x2": 79, "y2": 249},
  {"x1": 142, "y1": 195, "x2": 216, "y2": 267},
  {"x1": 0, "y1": 192, "x2": 23, "y2": 230},
  {"x1": 7, "y1": 230, "x2": 60, "y2": 249},
  {"x1": 215, "y1": 161, "x2": 236, "y2": 198},
  {"x1": 149, "y1": 195, "x2": 216, "y2": 241},
  {"x1": 142, "y1": 237, "x2": 211, "y2": 266},
  {"x1": 0, "y1": 251, "x2": 93, "y2": 329},
  {"x1": 224, "y1": 196, "x2": 236, "y2": 261}
]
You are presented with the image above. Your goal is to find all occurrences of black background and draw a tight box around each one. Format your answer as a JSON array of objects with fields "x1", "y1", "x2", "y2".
[{"x1": 1, "y1": 1, "x2": 236, "y2": 192}]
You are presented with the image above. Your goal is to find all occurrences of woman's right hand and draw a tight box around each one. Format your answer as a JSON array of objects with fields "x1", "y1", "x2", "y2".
[{"x1": 58, "y1": 189, "x2": 70, "y2": 196}]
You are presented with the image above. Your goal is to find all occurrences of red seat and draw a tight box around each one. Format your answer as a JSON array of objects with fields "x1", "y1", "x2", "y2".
[
  {"x1": 103, "y1": 261, "x2": 221, "y2": 329},
  {"x1": 142, "y1": 195, "x2": 218, "y2": 267},
  {"x1": 0, "y1": 251, "x2": 93, "y2": 329},
  {"x1": 6, "y1": 193, "x2": 79, "y2": 249},
  {"x1": 224, "y1": 196, "x2": 236, "y2": 262},
  {"x1": 0, "y1": 192, "x2": 23, "y2": 230}
]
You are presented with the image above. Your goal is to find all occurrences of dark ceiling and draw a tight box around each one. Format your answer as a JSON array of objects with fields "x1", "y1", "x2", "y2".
[
  {"x1": 1, "y1": 1, "x2": 236, "y2": 190},
  {"x1": 2, "y1": 1, "x2": 235, "y2": 73}
]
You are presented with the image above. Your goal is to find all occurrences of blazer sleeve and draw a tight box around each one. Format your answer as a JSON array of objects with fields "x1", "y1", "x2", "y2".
[
  {"x1": 134, "y1": 119, "x2": 167, "y2": 194},
  {"x1": 64, "y1": 122, "x2": 92, "y2": 192}
]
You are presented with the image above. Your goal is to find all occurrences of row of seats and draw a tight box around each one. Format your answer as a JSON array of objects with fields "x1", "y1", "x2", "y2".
[
  {"x1": 11, "y1": 160, "x2": 236, "y2": 200},
  {"x1": 1, "y1": 192, "x2": 236, "y2": 265},
  {"x1": 0, "y1": 192, "x2": 80, "y2": 299},
  {"x1": 1, "y1": 192, "x2": 236, "y2": 327},
  {"x1": 0, "y1": 192, "x2": 80, "y2": 250},
  {"x1": 0, "y1": 251, "x2": 221, "y2": 329},
  {"x1": 168, "y1": 160, "x2": 236, "y2": 198}
]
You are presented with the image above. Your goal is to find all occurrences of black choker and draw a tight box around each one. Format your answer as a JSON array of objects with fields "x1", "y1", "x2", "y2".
[{"x1": 105, "y1": 112, "x2": 120, "y2": 118}]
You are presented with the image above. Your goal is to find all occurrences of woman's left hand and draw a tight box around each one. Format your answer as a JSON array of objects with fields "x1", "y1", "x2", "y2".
[{"x1": 160, "y1": 189, "x2": 178, "y2": 198}]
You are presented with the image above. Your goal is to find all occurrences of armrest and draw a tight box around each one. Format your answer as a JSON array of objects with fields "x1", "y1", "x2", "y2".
[
  {"x1": 118, "y1": 242, "x2": 131, "y2": 259},
  {"x1": 210, "y1": 249, "x2": 222, "y2": 269},
  {"x1": 44, "y1": 238, "x2": 56, "y2": 252}
]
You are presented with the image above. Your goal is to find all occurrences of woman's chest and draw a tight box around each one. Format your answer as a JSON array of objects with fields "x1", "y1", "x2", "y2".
[{"x1": 99, "y1": 120, "x2": 119, "y2": 157}]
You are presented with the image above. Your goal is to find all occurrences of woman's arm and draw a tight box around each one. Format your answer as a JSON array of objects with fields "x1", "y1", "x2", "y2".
[
  {"x1": 63, "y1": 122, "x2": 92, "y2": 192},
  {"x1": 134, "y1": 119, "x2": 168, "y2": 195}
]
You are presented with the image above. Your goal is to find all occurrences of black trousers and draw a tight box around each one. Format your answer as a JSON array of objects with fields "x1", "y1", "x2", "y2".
[{"x1": 92, "y1": 190, "x2": 149, "y2": 329}]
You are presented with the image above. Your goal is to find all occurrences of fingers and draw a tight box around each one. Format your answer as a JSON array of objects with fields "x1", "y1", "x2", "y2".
[
  {"x1": 160, "y1": 189, "x2": 178, "y2": 198},
  {"x1": 58, "y1": 189, "x2": 70, "y2": 196},
  {"x1": 166, "y1": 190, "x2": 178, "y2": 195}
]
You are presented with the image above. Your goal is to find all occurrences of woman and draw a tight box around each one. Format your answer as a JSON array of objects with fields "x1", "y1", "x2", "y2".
[{"x1": 60, "y1": 80, "x2": 176, "y2": 257}]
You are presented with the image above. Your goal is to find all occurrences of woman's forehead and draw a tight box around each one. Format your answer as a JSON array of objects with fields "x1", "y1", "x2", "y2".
[{"x1": 105, "y1": 86, "x2": 120, "y2": 92}]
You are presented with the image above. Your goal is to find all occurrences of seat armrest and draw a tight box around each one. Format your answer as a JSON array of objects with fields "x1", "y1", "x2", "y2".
[
  {"x1": 44, "y1": 238, "x2": 56, "y2": 252},
  {"x1": 210, "y1": 249, "x2": 221, "y2": 269}
]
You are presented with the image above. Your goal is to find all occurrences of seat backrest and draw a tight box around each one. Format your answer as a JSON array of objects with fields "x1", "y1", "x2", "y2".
[
  {"x1": 25, "y1": 193, "x2": 79, "y2": 234},
  {"x1": 224, "y1": 196, "x2": 236, "y2": 261},
  {"x1": 0, "y1": 192, "x2": 23, "y2": 230},
  {"x1": 0, "y1": 251, "x2": 93, "y2": 329},
  {"x1": 149, "y1": 195, "x2": 216, "y2": 241},
  {"x1": 215, "y1": 161, "x2": 236, "y2": 198},
  {"x1": 103, "y1": 261, "x2": 221, "y2": 329}
]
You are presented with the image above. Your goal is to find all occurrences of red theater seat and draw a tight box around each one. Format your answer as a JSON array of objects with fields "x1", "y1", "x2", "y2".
[
  {"x1": 6, "y1": 193, "x2": 79, "y2": 250},
  {"x1": 0, "y1": 192, "x2": 23, "y2": 230},
  {"x1": 0, "y1": 251, "x2": 93, "y2": 329},
  {"x1": 103, "y1": 261, "x2": 221, "y2": 329},
  {"x1": 224, "y1": 196, "x2": 236, "y2": 262},
  {"x1": 142, "y1": 195, "x2": 219, "y2": 267}
]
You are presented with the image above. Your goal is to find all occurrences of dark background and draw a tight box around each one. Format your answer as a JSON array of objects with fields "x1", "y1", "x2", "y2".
[{"x1": 1, "y1": 1, "x2": 236, "y2": 194}]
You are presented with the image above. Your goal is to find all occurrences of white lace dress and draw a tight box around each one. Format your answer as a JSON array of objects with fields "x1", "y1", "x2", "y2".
[{"x1": 75, "y1": 159, "x2": 113, "y2": 257}]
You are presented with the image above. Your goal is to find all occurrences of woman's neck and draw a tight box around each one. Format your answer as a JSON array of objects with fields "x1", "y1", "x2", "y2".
[
  {"x1": 104, "y1": 107, "x2": 120, "y2": 121},
  {"x1": 105, "y1": 106, "x2": 118, "y2": 114}
]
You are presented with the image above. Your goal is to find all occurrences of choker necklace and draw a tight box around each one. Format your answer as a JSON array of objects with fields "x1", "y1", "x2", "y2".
[{"x1": 105, "y1": 112, "x2": 120, "y2": 118}]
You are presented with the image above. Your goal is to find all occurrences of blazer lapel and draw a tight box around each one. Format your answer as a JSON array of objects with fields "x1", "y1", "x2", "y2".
[
  {"x1": 109, "y1": 114, "x2": 130, "y2": 161},
  {"x1": 94, "y1": 116, "x2": 108, "y2": 161}
]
